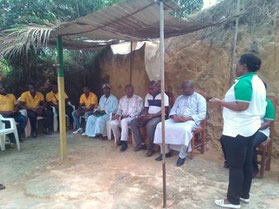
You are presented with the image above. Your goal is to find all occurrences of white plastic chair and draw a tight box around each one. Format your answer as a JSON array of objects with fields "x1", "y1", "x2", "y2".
[
  {"x1": 17, "y1": 97, "x2": 37, "y2": 137},
  {"x1": 18, "y1": 107, "x2": 45, "y2": 136},
  {"x1": 19, "y1": 109, "x2": 31, "y2": 137},
  {"x1": 0, "y1": 115, "x2": 20, "y2": 151},
  {"x1": 105, "y1": 112, "x2": 113, "y2": 140},
  {"x1": 53, "y1": 101, "x2": 76, "y2": 132}
]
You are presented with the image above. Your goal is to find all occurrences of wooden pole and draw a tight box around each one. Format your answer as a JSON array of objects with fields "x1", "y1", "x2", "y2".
[
  {"x1": 129, "y1": 41, "x2": 133, "y2": 84},
  {"x1": 159, "y1": 1, "x2": 167, "y2": 208},
  {"x1": 229, "y1": 0, "x2": 241, "y2": 86},
  {"x1": 56, "y1": 36, "x2": 67, "y2": 160}
]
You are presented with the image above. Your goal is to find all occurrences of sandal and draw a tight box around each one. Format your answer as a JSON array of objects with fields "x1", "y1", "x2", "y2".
[
  {"x1": 215, "y1": 199, "x2": 241, "y2": 209},
  {"x1": 0, "y1": 184, "x2": 5, "y2": 190}
]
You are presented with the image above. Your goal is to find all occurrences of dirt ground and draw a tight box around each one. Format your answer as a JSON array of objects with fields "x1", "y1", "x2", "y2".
[{"x1": 1, "y1": 133, "x2": 279, "y2": 209}]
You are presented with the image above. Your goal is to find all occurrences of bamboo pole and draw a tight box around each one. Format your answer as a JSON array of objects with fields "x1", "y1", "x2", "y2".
[
  {"x1": 229, "y1": 0, "x2": 241, "y2": 86},
  {"x1": 56, "y1": 36, "x2": 67, "y2": 160},
  {"x1": 159, "y1": 1, "x2": 167, "y2": 208}
]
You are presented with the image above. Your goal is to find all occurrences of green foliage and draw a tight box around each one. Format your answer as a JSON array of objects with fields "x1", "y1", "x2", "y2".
[
  {"x1": 1, "y1": 51, "x2": 55, "y2": 97},
  {"x1": 0, "y1": 0, "x2": 56, "y2": 30},
  {"x1": 0, "y1": 59, "x2": 11, "y2": 76},
  {"x1": 0, "y1": 0, "x2": 122, "y2": 30},
  {"x1": 0, "y1": 0, "x2": 120, "y2": 101},
  {"x1": 173, "y1": 0, "x2": 204, "y2": 18}
]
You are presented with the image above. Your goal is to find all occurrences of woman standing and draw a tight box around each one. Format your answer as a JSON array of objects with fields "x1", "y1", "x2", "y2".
[{"x1": 210, "y1": 53, "x2": 266, "y2": 209}]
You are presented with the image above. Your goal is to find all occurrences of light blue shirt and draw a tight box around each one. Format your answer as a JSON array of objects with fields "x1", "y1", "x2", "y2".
[{"x1": 98, "y1": 94, "x2": 118, "y2": 115}]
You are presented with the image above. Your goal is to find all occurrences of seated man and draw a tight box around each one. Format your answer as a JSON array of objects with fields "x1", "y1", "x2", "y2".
[
  {"x1": 130, "y1": 81, "x2": 169, "y2": 157},
  {"x1": 46, "y1": 82, "x2": 73, "y2": 129},
  {"x1": 84, "y1": 84, "x2": 118, "y2": 138},
  {"x1": 72, "y1": 86, "x2": 98, "y2": 134},
  {"x1": 0, "y1": 83, "x2": 28, "y2": 142},
  {"x1": 154, "y1": 80, "x2": 206, "y2": 166},
  {"x1": 19, "y1": 84, "x2": 53, "y2": 137},
  {"x1": 110, "y1": 84, "x2": 143, "y2": 151}
]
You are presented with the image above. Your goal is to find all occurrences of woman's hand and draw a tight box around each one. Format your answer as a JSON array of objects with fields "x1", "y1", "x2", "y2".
[{"x1": 209, "y1": 98, "x2": 223, "y2": 106}]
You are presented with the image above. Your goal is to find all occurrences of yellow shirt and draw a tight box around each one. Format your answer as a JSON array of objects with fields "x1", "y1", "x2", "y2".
[
  {"x1": 79, "y1": 92, "x2": 98, "y2": 109},
  {"x1": 46, "y1": 91, "x2": 69, "y2": 105},
  {"x1": 20, "y1": 91, "x2": 44, "y2": 109},
  {"x1": 0, "y1": 94, "x2": 17, "y2": 111}
]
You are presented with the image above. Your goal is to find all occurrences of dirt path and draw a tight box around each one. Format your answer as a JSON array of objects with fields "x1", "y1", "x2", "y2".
[{"x1": 1, "y1": 133, "x2": 279, "y2": 209}]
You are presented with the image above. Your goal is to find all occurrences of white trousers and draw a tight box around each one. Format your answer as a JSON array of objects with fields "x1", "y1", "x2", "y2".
[{"x1": 110, "y1": 117, "x2": 133, "y2": 141}]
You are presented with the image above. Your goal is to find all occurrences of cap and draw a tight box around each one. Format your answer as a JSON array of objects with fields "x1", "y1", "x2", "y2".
[{"x1": 102, "y1": 83, "x2": 111, "y2": 89}]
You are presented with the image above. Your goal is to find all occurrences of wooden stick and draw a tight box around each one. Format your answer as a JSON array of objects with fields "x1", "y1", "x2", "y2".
[
  {"x1": 229, "y1": 0, "x2": 240, "y2": 86},
  {"x1": 160, "y1": 1, "x2": 167, "y2": 208}
]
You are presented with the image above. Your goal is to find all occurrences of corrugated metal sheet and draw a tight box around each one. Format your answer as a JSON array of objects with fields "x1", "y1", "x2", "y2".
[
  {"x1": 52, "y1": 0, "x2": 225, "y2": 41},
  {"x1": 48, "y1": 38, "x2": 118, "y2": 51}
]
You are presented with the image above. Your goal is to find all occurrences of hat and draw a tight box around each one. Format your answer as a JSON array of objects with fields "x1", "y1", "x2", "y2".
[{"x1": 102, "y1": 83, "x2": 111, "y2": 89}]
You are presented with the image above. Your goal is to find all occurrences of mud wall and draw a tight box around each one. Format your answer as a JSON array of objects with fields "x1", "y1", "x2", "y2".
[
  {"x1": 97, "y1": 1, "x2": 279, "y2": 157},
  {"x1": 98, "y1": 46, "x2": 150, "y2": 99}
]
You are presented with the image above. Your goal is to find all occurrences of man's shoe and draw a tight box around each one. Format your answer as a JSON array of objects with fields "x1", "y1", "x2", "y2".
[
  {"x1": 224, "y1": 161, "x2": 229, "y2": 168},
  {"x1": 176, "y1": 157, "x2": 185, "y2": 167},
  {"x1": 82, "y1": 132, "x2": 87, "y2": 136},
  {"x1": 120, "y1": 143, "x2": 127, "y2": 152},
  {"x1": 240, "y1": 197, "x2": 250, "y2": 204},
  {"x1": 134, "y1": 145, "x2": 143, "y2": 151},
  {"x1": 145, "y1": 150, "x2": 154, "y2": 157},
  {"x1": 95, "y1": 134, "x2": 103, "y2": 138},
  {"x1": 215, "y1": 199, "x2": 241, "y2": 208},
  {"x1": 155, "y1": 152, "x2": 172, "y2": 161},
  {"x1": 44, "y1": 129, "x2": 52, "y2": 135},
  {"x1": 73, "y1": 128, "x2": 83, "y2": 134},
  {"x1": 31, "y1": 132, "x2": 37, "y2": 138},
  {"x1": 0, "y1": 184, "x2": 5, "y2": 190},
  {"x1": 117, "y1": 140, "x2": 122, "y2": 146},
  {"x1": 253, "y1": 167, "x2": 259, "y2": 178}
]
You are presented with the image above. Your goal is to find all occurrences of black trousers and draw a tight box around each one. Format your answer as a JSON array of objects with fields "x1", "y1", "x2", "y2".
[
  {"x1": 221, "y1": 133, "x2": 255, "y2": 205},
  {"x1": 27, "y1": 109, "x2": 53, "y2": 133},
  {"x1": 129, "y1": 116, "x2": 161, "y2": 151},
  {"x1": 252, "y1": 131, "x2": 268, "y2": 171},
  {"x1": 221, "y1": 131, "x2": 268, "y2": 174}
]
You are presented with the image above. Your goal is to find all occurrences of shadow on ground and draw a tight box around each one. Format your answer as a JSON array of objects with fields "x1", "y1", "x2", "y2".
[{"x1": 1, "y1": 133, "x2": 279, "y2": 209}]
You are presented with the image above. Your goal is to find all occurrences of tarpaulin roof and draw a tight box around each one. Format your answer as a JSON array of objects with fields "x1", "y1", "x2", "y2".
[{"x1": 52, "y1": 0, "x2": 226, "y2": 42}]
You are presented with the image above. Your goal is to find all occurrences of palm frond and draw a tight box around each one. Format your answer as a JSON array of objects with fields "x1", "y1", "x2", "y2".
[{"x1": 0, "y1": 23, "x2": 57, "y2": 59}]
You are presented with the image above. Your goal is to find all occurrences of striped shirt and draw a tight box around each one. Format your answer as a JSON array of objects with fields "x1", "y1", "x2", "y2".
[{"x1": 144, "y1": 92, "x2": 169, "y2": 114}]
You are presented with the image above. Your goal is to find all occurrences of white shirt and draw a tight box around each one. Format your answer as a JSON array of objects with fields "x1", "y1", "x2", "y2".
[
  {"x1": 169, "y1": 92, "x2": 206, "y2": 126},
  {"x1": 116, "y1": 94, "x2": 143, "y2": 118}
]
